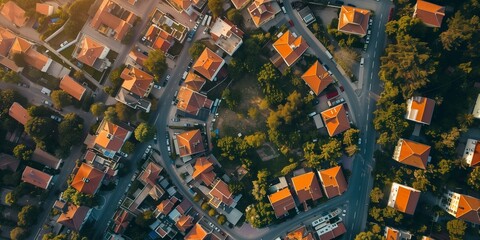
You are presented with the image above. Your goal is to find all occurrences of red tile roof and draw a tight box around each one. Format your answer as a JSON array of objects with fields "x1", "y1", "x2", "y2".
[
  {"x1": 21, "y1": 166, "x2": 52, "y2": 189},
  {"x1": 177, "y1": 129, "x2": 205, "y2": 157},
  {"x1": 301, "y1": 61, "x2": 334, "y2": 95},
  {"x1": 90, "y1": 0, "x2": 137, "y2": 41},
  {"x1": 128, "y1": 49, "x2": 148, "y2": 67},
  {"x1": 60, "y1": 75, "x2": 86, "y2": 101},
  {"x1": 272, "y1": 30, "x2": 309, "y2": 66},
  {"x1": 31, "y1": 148, "x2": 61, "y2": 169},
  {"x1": 338, "y1": 6, "x2": 370, "y2": 36},
  {"x1": 24, "y1": 48, "x2": 51, "y2": 72},
  {"x1": 394, "y1": 139, "x2": 431, "y2": 169},
  {"x1": 469, "y1": 141, "x2": 480, "y2": 167},
  {"x1": 413, "y1": 0, "x2": 445, "y2": 27},
  {"x1": 183, "y1": 72, "x2": 206, "y2": 92},
  {"x1": 176, "y1": 200, "x2": 193, "y2": 214},
  {"x1": 318, "y1": 166, "x2": 348, "y2": 199},
  {"x1": 57, "y1": 204, "x2": 90, "y2": 231},
  {"x1": 35, "y1": 3, "x2": 53, "y2": 16},
  {"x1": 0, "y1": 153, "x2": 19, "y2": 172},
  {"x1": 153, "y1": 29, "x2": 174, "y2": 52},
  {"x1": 193, "y1": 48, "x2": 225, "y2": 80},
  {"x1": 71, "y1": 163, "x2": 105, "y2": 195},
  {"x1": 185, "y1": 223, "x2": 208, "y2": 240},
  {"x1": 139, "y1": 162, "x2": 163, "y2": 185},
  {"x1": 248, "y1": 0, "x2": 279, "y2": 27},
  {"x1": 406, "y1": 97, "x2": 435, "y2": 125},
  {"x1": 268, "y1": 188, "x2": 296, "y2": 218},
  {"x1": 175, "y1": 214, "x2": 194, "y2": 232},
  {"x1": 192, "y1": 157, "x2": 216, "y2": 186},
  {"x1": 291, "y1": 171, "x2": 323, "y2": 204},
  {"x1": 231, "y1": 0, "x2": 250, "y2": 9},
  {"x1": 456, "y1": 194, "x2": 480, "y2": 224},
  {"x1": 318, "y1": 222, "x2": 346, "y2": 240},
  {"x1": 320, "y1": 104, "x2": 351, "y2": 136},
  {"x1": 386, "y1": 227, "x2": 400, "y2": 240},
  {"x1": 0, "y1": 27, "x2": 16, "y2": 56},
  {"x1": 94, "y1": 120, "x2": 130, "y2": 152},
  {"x1": 390, "y1": 183, "x2": 420, "y2": 215},
  {"x1": 113, "y1": 209, "x2": 132, "y2": 234},
  {"x1": 9, "y1": 102, "x2": 30, "y2": 125},
  {"x1": 156, "y1": 199, "x2": 175, "y2": 216},
  {"x1": 121, "y1": 67, "x2": 154, "y2": 97},
  {"x1": 0, "y1": 1, "x2": 27, "y2": 27},
  {"x1": 209, "y1": 180, "x2": 234, "y2": 206},
  {"x1": 286, "y1": 225, "x2": 314, "y2": 240},
  {"x1": 76, "y1": 35, "x2": 108, "y2": 67},
  {"x1": 177, "y1": 87, "x2": 213, "y2": 116}
]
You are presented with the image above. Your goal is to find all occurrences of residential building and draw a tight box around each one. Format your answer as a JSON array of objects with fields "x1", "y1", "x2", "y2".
[
  {"x1": 442, "y1": 191, "x2": 480, "y2": 224},
  {"x1": 316, "y1": 222, "x2": 346, "y2": 240},
  {"x1": 209, "y1": 180, "x2": 234, "y2": 208},
  {"x1": 337, "y1": 5, "x2": 371, "y2": 37},
  {"x1": 388, "y1": 183, "x2": 420, "y2": 215},
  {"x1": 318, "y1": 166, "x2": 348, "y2": 199},
  {"x1": 31, "y1": 148, "x2": 62, "y2": 170},
  {"x1": 91, "y1": 120, "x2": 132, "y2": 157},
  {"x1": 176, "y1": 129, "x2": 206, "y2": 157},
  {"x1": 120, "y1": 66, "x2": 154, "y2": 98},
  {"x1": 285, "y1": 225, "x2": 314, "y2": 240},
  {"x1": 392, "y1": 138, "x2": 431, "y2": 169},
  {"x1": 185, "y1": 223, "x2": 208, "y2": 240},
  {"x1": 138, "y1": 162, "x2": 163, "y2": 186},
  {"x1": 272, "y1": 30, "x2": 309, "y2": 67},
  {"x1": 165, "y1": 0, "x2": 198, "y2": 15},
  {"x1": 21, "y1": 166, "x2": 53, "y2": 189},
  {"x1": 74, "y1": 35, "x2": 110, "y2": 70},
  {"x1": 90, "y1": 0, "x2": 137, "y2": 41},
  {"x1": 320, "y1": 104, "x2": 351, "y2": 137},
  {"x1": 112, "y1": 209, "x2": 133, "y2": 234},
  {"x1": 176, "y1": 86, "x2": 213, "y2": 116},
  {"x1": 0, "y1": 27, "x2": 22, "y2": 72},
  {"x1": 71, "y1": 163, "x2": 105, "y2": 195},
  {"x1": 0, "y1": 1, "x2": 28, "y2": 27},
  {"x1": 384, "y1": 226, "x2": 413, "y2": 240},
  {"x1": 291, "y1": 171, "x2": 323, "y2": 207},
  {"x1": 413, "y1": 0, "x2": 445, "y2": 27},
  {"x1": 183, "y1": 72, "x2": 206, "y2": 91},
  {"x1": 0, "y1": 153, "x2": 20, "y2": 172},
  {"x1": 268, "y1": 188, "x2": 296, "y2": 218},
  {"x1": 175, "y1": 214, "x2": 194, "y2": 232},
  {"x1": 36, "y1": 3, "x2": 55, "y2": 16},
  {"x1": 144, "y1": 24, "x2": 175, "y2": 52},
  {"x1": 84, "y1": 149, "x2": 118, "y2": 178},
  {"x1": 176, "y1": 200, "x2": 193, "y2": 215},
  {"x1": 8, "y1": 102, "x2": 30, "y2": 125},
  {"x1": 55, "y1": 201, "x2": 91, "y2": 231},
  {"x1": 155, "y1": 198, "x2": 175, "y2": 217},
  {"x1": 0, "y1": 34, "x2": 53, "y2": 72},
  {"x1": 115, "y1": 88, "x2": 152, "y2": 112},
  {"x1": 473, "y1": 94, "x2": 480, "y2": 119},
  {"x1": 60, "y1": 75, "x2": 86, "y2": 101},
  {"x1": 405, "y1": 96, "x2": 435, "y2": 125},
  {"x1": 247, "y1": 0, "x2": 281, "y2": 28},
  {"x1": 231, "y1": 0, "x2": 250, "y2": 9},
  {"x1": 210, "y1": 18, "x2": 244, "y2": 56},
  {"x1": 301, "y1": 61, "x2": 334, "y2": 95},
  {"x1": 192, "y1": 48, "x2": 225, "y2": 81},
  {"x1": 128, "y1": 49, "x2": 148, "y2": 67},
  {"x1": 192, "y1": 157, "x2": 216, "y2": 186},
  {"x1": 463, "y1": 139, "x2": 480, "y2": 167},
  {"x1": 298, "y1": 6, "x2": 316, "y2": 25}
]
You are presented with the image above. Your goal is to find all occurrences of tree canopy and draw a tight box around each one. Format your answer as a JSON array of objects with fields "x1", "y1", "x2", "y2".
[
  {"x1": 50, "y1": 90, "x2": 72, "y2": 109},
  {"x1": 13, "y1": 144, "x2": 33, "y2": 161},
  {"x1": 134, "y1": 123, "x2": 155, "y2": 142},
  {"x1": 208, "y1": 0, "x2": 224, "y2": 18},
  {"x1": 189, "y1": 41, "x2": 206, "y2": 59},
  {"x1": 144, "y1": 49, "x2": 168, "y2": 81},
  {"x1": 58, "y1": 113, "x2": 84, "y2": 148}
]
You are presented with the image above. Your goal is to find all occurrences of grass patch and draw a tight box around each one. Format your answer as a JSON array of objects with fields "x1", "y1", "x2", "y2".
[
  {"x1": 106, "y1": 51, "x2": 119, "y2": 62},
  {"x1": 59, "y1": 45, "x2": 75, "y2": 60},
  {"x1": 82, "y1": 64, "x2": 103, "y2": 81},
  {"x1": 257, "y1": 154, "x2": 290, "y2": 178},
  {"x1": 168, "y1": 41, "x2": 183, "y2": 56},
  {"x1": 48, "y1": 33, "x2": 75, "y2": 49}
]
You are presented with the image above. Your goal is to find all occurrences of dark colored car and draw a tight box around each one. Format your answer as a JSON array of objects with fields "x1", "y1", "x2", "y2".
[
  {"x1": 335, "y1": 1, "x2": 344, "y2": 5},
  {"x1": 347, "y1": 3, "x2": 356, "y2": 7}
]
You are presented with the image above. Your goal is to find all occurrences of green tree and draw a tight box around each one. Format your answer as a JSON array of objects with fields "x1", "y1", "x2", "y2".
[
  {"x1": 0, "y1": 89, "x2": 26, "y2": 118},
  {"x1": 446, "y1": 219, "x2": 466, "y2": 240},
  {"x1": 343, "y1": 128, "x2": 360, "y2": 146},
  {"x1": 115, "y1": 102, "x2": 131, "y2": 122},
  {"x1": 208, "y1": 0, "x2": 224, "y2": 18},
  {"x1": 134, "y1": 123, "x2": 155, "y2": 142},
  {"x1": 385, "y1": 15, "x2": 425, "y2": 39},
  {"x1": 217, "y1": 214, "x2": 226, "y2": 225},
  {"x1": 135, "y1": 210, "x2": 155, "y2": 227},
  {"x1": 43, "y1": 233, "x2": 67, "y2": 240},
  {"x1": 18, "y1": 205, "x2": 38, "y2": 227},
  {"x1": 90, "y1": 102, "x2": 105, "y2": 117},
  {"x1": 144, "y1": 49, "x2": 168, "y2": 81},
  {"x1": 226, "y1": 8, "x2": 242, "y2": 25},
  {"x1": 121, "y1": 141, "x2": 135, "y2": 154},
  {"x1": 5, "y1": 191, "x2": 16, "y2": 205},
  {"x1": 433, "y1": 127, "x2": 461, "y2": 154},
  {"x1": 0, "y1": 68, "x2": 21, "y2": 83},
  {"x1": 245, "y1": 202, "x2": 275, "y2": 228},
  {"x1": 354, "y1": 231, "x2": 383, "y2": 240},
  {"x1": 12, "y1": 53, "x2": 27, "y2": 67},
  {"x1": 13, "y1": 144, "x2": 33, "y2": 161},
  {"x1": 189, "y1": 41, "x2": 206, "y2": 59},
  {"x1": 319, "y1": 138, "x2": 343, "y2": 163},
  {"x1": 27, "y1": 105, "x2": 51, "y2": 118},
  {"x1": 370, "y1": 187, "x2": 384, "y2": 203},
  {"x1": 244, "y1": 132, "x2": 266, "y2": 148},
  {"x1": 373, "y1": 103, "x2": 409, "y2": 146},
  {"x1": 467, "y1": 167, "x2": 480, "y2": 191},
  {"x1": 58, "y1": 113, "x2": 84, "y2": 148},
  {"x1": 50, "y1": 90, "x2": 72, "y2": 109},
  {"x1": 222, "y1": 88, "x2": 240, "y2": 110},
  {"x1": 25, "y1": 117, "x2": 56, "y2": 142},
  {"x1": 10, "y1": 227, "x2": 28, "y2": 240},
  {"x1": 436, "y1": 159, "x2": 452, "y2": 175},
  {"x1": 369, "y1": 207, "x2": 383, "y2": 222},
  {"x1": 304, "y1": 142, "x2": 322, "y2": 168},
  {"x1": 201, "y1": 202, "x2": 211, "y2": 211},
  {"x1": 247, "y1": 107, "x2": 259, "y2": 120},
  {"x1": 104, "y1": 106, "x2": 117, "y2": 122},
  {"x1": 208, "y1": 209, "x2": 216, "y2": 216},
  {"x1": 252, "y1": 169, "x2": 269, "y2": 201},
  {"x1": 280, "y1": 162, "x2": 298, "y2": 175},
  {"x1": 440, "y1": 12, "x2": 480, "y2": 51},
  {"x1": 228, "y1": 181, "x2": 244, "y2": 194},
  {"x1": 62, "y1": 187, "x2": 93, "y2": 206},
  {"x1": 217, "y1": 136, "x2": 237, "y2": 160},
  {"x1": 412, "y1": 170, "x2": 431, "y2": 191}
]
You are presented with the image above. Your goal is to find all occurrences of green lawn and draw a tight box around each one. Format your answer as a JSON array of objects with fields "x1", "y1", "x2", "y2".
[{"x1": 59, "y1": 45, "x2": 75, "y2": 60}]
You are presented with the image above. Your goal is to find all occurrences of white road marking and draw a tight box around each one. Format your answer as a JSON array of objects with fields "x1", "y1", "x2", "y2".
[
  {"x1": 378, "y1": 21, "x2": 381, "y2": 28},
  {"x1": 370, "y1": 72, "x2": 373, "y2": 79},
  {"x1": 372, "y1": 62, "x2": 375, "y2": 68},
  {"x1": 373, "y1": 51, "x2": 376, "y2": 58},
  {"x1": 366, "y1": 124, "x2": 369, "y2": 132},
  {"x1": 380, "y1": 14, "x2": 383, "y2": 20},
  {"x1": 354, "y1": 212, "x2": 357, "y2": 219},
  {"x1": 375, "y1": 41, "x2": 378, "y2": 48},
  {"x1": 369, "y1": 83, "x2": 372, "y2": 90},
  {"x1": 377, "y1": 31, "x2": 380, "y2": 37},
  {"x1": 367, "y1": 114, "x2": 369, "y2": 121}
]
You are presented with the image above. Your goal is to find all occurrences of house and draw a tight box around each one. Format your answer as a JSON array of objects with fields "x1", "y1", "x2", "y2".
[
  {"x1": 36, "y1": 3, "x2": 55, "y2": 16},
  {"x1": 90, "y1": 0, "x2": 137, "y2": 41},
  {"x1": 192, "y1": 48, "x2": 225, "y2": 81},
  {"x1": 74, "y1": 35, "x2": 110, "y2": 70},
  {"x1": 388, "y1": 182, "x2": 420, "y2": 215},
  {"x1": 120, "y1": 66, "x2": 154, "y2": 98},
  {"x1": 318, "y1": 166, "x2": 348, "y2": 199},
  {"x1": 392, "y1": 139, "x2": 431, "y2": 169},
  {"x1": 247, "y1": 0, "x2": 281, "y2": 28},
  {"x1": 115, "y1": 88, "x2": 152, "y2": 112},
  {"x1": 176, "y1": 129, "x2": 206, "y2": 157},
  {"x1": 463, "y1": 139, "x2": 480, "y2": 167},
  {"x1": 55, "y1": 201, "x2": 91, "y2": 231},
  {"x1": 320, "y1": 104, "x2": 351, "y2": 137},
  {"x1": 192, "y1": 157, "x2": 216, "y2": 186},
  {"x1": 32, "y1": 148, "x2": 62, "y2": 170},
  {"x1": 0, "y1": 28, "x2": 22, "y2": 72},
  {"x1": 183, "y1": 72, "x2": 206, "y2": 91},
  {"x1": 71, "y1": 163, "x2": 105, "y2": 195},
  {"x1": 138, "y1": 162, "x2": 163, "y2": 186},
  {"x1": 298, "y1": 6, "x2": 316, "y2": 25},
  {"x1": 176, "y1": 87, "x2": 213, "y2": 116},
  {"x1": 231, "y1": 0, "x2": 250, "y2": 9},
  {"x1": 185, "y1": 223, "x2": 208, "y2": 240},
  {"x1": 176, "y1": 200, "x2": 193, "y2": 215},
  {"x1": 272, "y1": 30, "x2": 309, "y2": 67},
  {"x1": 316, "y1": 222, "x2": 346, "y2": 240},
  {"x1": 60, "y1": 75, "x2": 86, "y2": 101},
  {"x1": 112, "y1": 209, "x2": 133, "y2": 234},
  {"x1": 268, "y1": 188, "x2": 296, "y2": 218},
  {"x1": 155, "y1": 198, "x2": 175, "y2": 217},
  {"x1": 405, "y1": 96, "x2": 435, "y2": 125},
  {"x1": 413, "y1": 0, "x2": 445, "y2": 27},
  {"x1": 285, "y1": 225, "x2": 314, "y2": 240},
  {"x1": 210, "y1": 18, "x2": 244, "y2": 56},
  {"x1": 337, "y1": 5, "x2": 371, "y2": 37},
  {"x1": 0, "y1": 153, "x2": 20, "y2": 172},
  {"x1": 209, "y1": 180, "x2": 234, "y2": 208},
  {"x1": 301, "y1": 61, "x2": 334, "y2": 95},
  {"x1": 291, "y1": 171, "x2": 323, "y2": 207},
  {"x1": 144, "y1": 24, "x2": 175, "y2": 52},
  {"x1": 92, "y1": 120, "x2": 132, "y2": 157},
  {"x1": 166, "y1": 0, "x2": 196, "y2": 15},
  {"x1": 175, "y1": 214, "x2": 194, "y2": 232},
  {"x1": 5, "y1": 36, "x2": 52, "y2": 72},
  {"x1": 21, "y1": 166, "x2": 53, "y2": 189},
  {"x1": 442, "y1": 191, "x2": 480, "y2": 224},
  {"x1": 128, "y1": 49, "x2": 148, "y2": 67},
  {"x1": 384, "y1": 226, "x2": 413, "y2": 240},
  {"x1": 0, "y1": 1, "x2": 28, "y2": 27},
  {"x1": 473, "y1": 94, "x2": 480, "y2": 119},
  {"x1": 8, "y1": 102, "x2": 30, "y2": 125}
]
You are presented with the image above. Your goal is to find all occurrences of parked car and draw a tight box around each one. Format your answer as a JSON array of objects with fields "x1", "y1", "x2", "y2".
[
  {"x1": 165, "y1": 132, "x2": 170, "y2": 139},
  {"x1": 50, "y1": 115, "x2": 62, "y2": 122},
  {"x1": 153, "y1": 134, "x2": 157, "y2": 143},
  {"x1": 165, "y1": 74, "x2": 171, "y2": 81},
  {"x1": 17, "y1": 82, "x2": 28, "y2": 88},
  {"x1": 118, "y1": 151, "x2": 128, "y2": 158},
  {"x1": 184, "y1": 123, "x2": 191, "y2": 127},
  {"x1": 312, "y1": 99, "x2": 320, "y2": 106},
  {"x1": 153, "y1": 84, "x2": 161, "y2": 89},
  {"x1": 43, "y1": 100, "x2": 52, "y2": 107},
  {"x1": 172, "y1": 118, "x2": 180, "y2": 122},
  {"x1": 288, "y1": 20, "x2": 294, "y2": 27}
]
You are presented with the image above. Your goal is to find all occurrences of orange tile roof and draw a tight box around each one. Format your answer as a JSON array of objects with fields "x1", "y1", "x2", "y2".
[
  {"x1": 139, "y1": 162, "x2": 163, "y2": 185},
  {"x1": 177, "y1": 129, "x2": 205, "y2": 157},
  {"x1": 76, "y1": 35, "x2": 107, "y2": 67},
  {"x1": 338, "y1": 6, "x2": 370, "y2": 36},
  {"x1": 35, "y1": 3, "x2": 53, "y2": 16},
  {"x1": 145, "y1": 24, "x2": 160, "y2": 42},
  {"x1": 128, "y1": 49, "x2": 147, "y2": 66},
  {"x1": 0, "y1": 1, "x2": 27, "y2": 27},
  {"x1": 301, "y1": 61, "x2": 334, "y2": 95},
  {"x1": 318, "y1": 166, "x2": 348, "y2": 199},
  {"x1": 32, "y1": 148, "x2": 61, "y2": 169},
  {"x1": 113, "y1": 209, "x2": 132, "y2": 234},
  {"x1": 456, "y1": 194, "x2": 480, "y2": 224},
  {"x1": 395, "y1": 139, "x2": 430, "y2": 169},
  {"x1": 320, "y1": 104, "x2": 351, "y2": 136},
  {"x1": 9, "y1": 37, "x2": 31, "y2": 55},
  {"x1": 60, "y1": 75, "x2": 86, "y2": 101},
  {"x1": 268, "y1": 188, "x2": 296, "y2": 218},
  {"x1": 386, "y1": 227, "x2": 400, "y2": 240},
  {"x1": 185, "y1": 223, "x2": 208, "y2": 240},
  {"x1": 9, "y1": 102, "x2": 30, "y2": 125},
  {"x1": 286, "y1": 226, "x2": 314, "y2": 240},
  {"x1": 318, "y1": 222, "x2": 346, "y2": 240},
  {"x1": 470, "y1": 142, "x2": 480, "y2": 167},
  {"x1": 231, "y1": 0, "x2": 250, "y2": 9},
  {"x1": 272, "y1": 30, "x2": 309, "y2": 66},
  {"x1": 24, "y1": 48, "x2": 51, "y2": 72},
  {"x1": 90, "y1": 0, "x2": 136, "y2": 41},
  {"x1": 170, "y1": 0, "x2": 193, "y2": 11},
  {"x1": 193, "y1": 48, "x2": 225, "y2": 81},
  {"x1": 0, "y1": 153, "x2": 20, "y2": 172},
  {"x1": 153, "y1": 30, "x2": 174, "y2": 52},
  {"x1": 71, "y1": 163, "x2": 105, "y2": 195},
  {"x1": 21, "y1": 166, "x2": 52, "y2": 189},
  {"x1": 177, "y1": 86, "x2": 213, "y2": 116},
  {"x1": 183, "y1": 72, "x2": 206, "y2": 91},
  {"x1": 414, "y1": 0, "x2": 445, "y2": 27},
  {"x1": 57, "y1": 204, "x2": 90, "y2": 231},
  {"x1": 176, "y1": 215, "x2": 194, "y2": 232},
  {"x1": 128, "y1": 0, "x2": 137, "y2": 5},
  {"x1": 156, "y1": 199, "x2": 174, "y2": 215},
  {"x1": 391, "y1": 183, "x2": 420, "y2": 215},
  {"x1": 406, "y1": 97, "x2": 435, "y2": 124},
  {"x1": 193, "y1": 157, "x2": 215, "y2": 186},
  {"x1": 209, "y1": 180, "x2": 234, "y2": 206},
  {"x1": 94, "y1": 121, "x2": 130, "y2": 152},
  {"x1": 0, "y1": 27, "x2": 16, "y2": 56},
  {"x1": 248, "y1": 0, "x2": 279, "y2": 27},
  {"x1": 291, "y1": 171, "x2": 323, "y2": 204},
  {"x1": 121, "y1": 67, "x2": 154, "y2": 97}
]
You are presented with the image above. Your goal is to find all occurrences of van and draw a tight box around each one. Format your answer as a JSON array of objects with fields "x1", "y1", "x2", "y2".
[
  {"x1": 360, "y1": 58, "x2": 364, "y2": 66},
  {"x1": 281, "y1": 6, "x2": 286, "y2": 13},
  {"x1": 174, "y1": 91, "x2": 178, "y2": 98},
  {"x1": 41, "y1": 87, "x2": 51, "y2": 96},
  {"x1": 308, "y1": 111, "x2": 317, "y2": 117}
]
